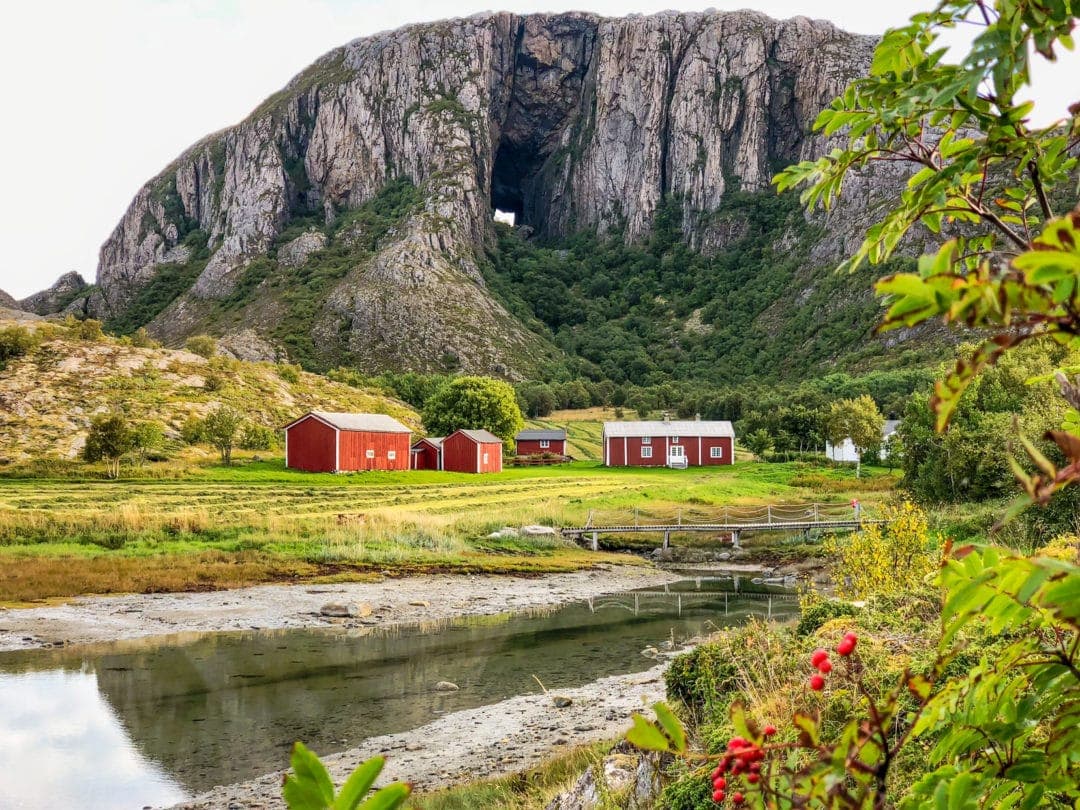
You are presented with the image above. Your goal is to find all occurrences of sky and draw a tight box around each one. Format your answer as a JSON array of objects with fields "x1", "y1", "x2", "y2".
[{"x1": 0, "y1": 0, "x2": 1076, "y2": 299}]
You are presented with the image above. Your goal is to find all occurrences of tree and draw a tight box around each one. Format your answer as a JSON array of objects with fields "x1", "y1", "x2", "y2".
[
  {"x1": 240, "y1": 422, "x2": 274, "y2": 451},
  {"x1": 776, "y1": 0, "x2": 1080, "y2": 502},
  {"x1": 826, "y1": 396, "x2": 884, "y2": 477},
  {"x1": 744, "y1": 428, "x2": 774, "y2": 460},
  {"x1": 130, "y1": 327, "x2": 159, "y2": 349},
  {"x1": 83, "y1": 413, "x2": 133, "y2": 478},
  {"x1": 202, "y1": 406, "x2": 243, "y2": 464},
  {"x1": 421, "y1": 376, "x2": 524, "y2": 448},
  {"x1": 130, "y1": 421, "x2": 164, "y2": 465},
  {"x1": 516, "y1": 381, "x2": 557, "y2": 417}
]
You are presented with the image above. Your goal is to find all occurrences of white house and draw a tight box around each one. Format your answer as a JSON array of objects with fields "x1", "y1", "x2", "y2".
[{"x1": 826, "y1": 420, "x2": 900, "y2": 463}]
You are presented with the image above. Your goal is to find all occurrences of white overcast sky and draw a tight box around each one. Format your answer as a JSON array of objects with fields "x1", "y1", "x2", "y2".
[{"x1": 0, "y1": 0, "x2": 1076, "y2": 298}]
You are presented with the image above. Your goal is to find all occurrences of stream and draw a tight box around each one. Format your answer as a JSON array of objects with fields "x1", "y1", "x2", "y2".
[{"x1": 0, "y1": 576, "x2": 796, "y2": 809}]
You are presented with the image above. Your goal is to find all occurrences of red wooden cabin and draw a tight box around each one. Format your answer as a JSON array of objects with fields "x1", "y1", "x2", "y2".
[
  {"x1": 410, "y1": 437, "x2": 444, "y2": 470},
  {"x1": 441, "y1": 429, "x2": 503, "y2": 473},
  {"x1": 284, "y1": 411, "x2": 411, "y2": 473},
  {"x1": 602, "y1": 420, "x2": 734, "y2": 468},
  {"x1": 514, "y1": 428, "x2": 567, "y2": 456}
]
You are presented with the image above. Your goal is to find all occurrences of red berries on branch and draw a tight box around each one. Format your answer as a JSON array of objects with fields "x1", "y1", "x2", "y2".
[{"x1": 837, "y1": 632, "x2": 858, "y2": 657}]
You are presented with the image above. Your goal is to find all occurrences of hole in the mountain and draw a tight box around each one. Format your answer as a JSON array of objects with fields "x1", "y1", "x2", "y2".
[
  {"x1": 493, "y1": 209, "x2": 516, "y2": 226},
  {"x1": 491, "y1": 139, "x2": 542, "y2": 226}
]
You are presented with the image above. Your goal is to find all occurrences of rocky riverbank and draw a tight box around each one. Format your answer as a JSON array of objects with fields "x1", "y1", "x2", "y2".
[
  {"x1": 0, "y1": 565, "x2": 681, "y2": 651},
  {"x1": 167, "y1": 664, "x2": 670, "y2": 809}
]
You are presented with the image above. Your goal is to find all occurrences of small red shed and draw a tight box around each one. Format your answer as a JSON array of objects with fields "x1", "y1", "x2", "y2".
[
  {"x1": 284, "y1": 411, "x2": 411, "y2": 473},
  {"x1": 410, "y1": 437, "x2": 444, "y2": 470},
  {"x1": 515, "y1": 428, "x2": 567, "y2": 456},
  {"x1": 441, "y1": 429, "x2": 503, "y2": 474}
]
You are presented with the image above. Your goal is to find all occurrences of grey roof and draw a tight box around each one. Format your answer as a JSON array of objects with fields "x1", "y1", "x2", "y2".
[
  {"x1": 603, "y1": 420, "x2": 735, "y2": 438},
  {"x1": 413, "y1": 436, "x2": 444, "y2": 447},
  {"x1": 516, "y1": 429, "x2": 567, "y2": 441},
  {"x1": 883, "y1": 420, "x2": 901, "y2": 436},
  {"x1": 454, "y1": 428, "x2": 503, "y2": 444},
  {"x1": 296, "y1": 411, "x2": 411, "y2": 433}
]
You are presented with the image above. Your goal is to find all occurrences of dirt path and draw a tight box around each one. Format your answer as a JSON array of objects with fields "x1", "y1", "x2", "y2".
[
  {"x1": 168, "y1": 663, "x2": 670, "y2": 809},
  {"x1": 0, "y1": 565, "x2": 680, "y2": 651}
]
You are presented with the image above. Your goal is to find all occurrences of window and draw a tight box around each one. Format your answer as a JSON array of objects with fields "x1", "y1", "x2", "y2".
[
  {"x1": 365, "y1": 449, "x2": 375, "y2": 459},
  {"x1": 640, "y1": 446, "x2": 653, "y2": 458},
  {"x1": 670, "y1": 445, "x2": 685, "y2": 457},
  {"x1": 387, "y1": 450, "x2": 397, "y2": 460},
  {"x1": 540, "y1": 440, "x2": 550, "y2": 449},
  {"x1": 671, "y1": 436, "x2": 679, "y2": 443},
  {"x1": 482, "y1": 452, "x2": 489, "y2": 464},
  {"x1": 641, "y1": 436, "x2": 651, "y2": 445},
  {"x1": 711, "y1": 446, "x2": 723, "y2": 459}
]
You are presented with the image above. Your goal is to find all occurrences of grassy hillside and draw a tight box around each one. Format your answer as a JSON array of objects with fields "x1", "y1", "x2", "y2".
[{"x1": 0, "y1": 318, "x2": 416, "y2": 464}]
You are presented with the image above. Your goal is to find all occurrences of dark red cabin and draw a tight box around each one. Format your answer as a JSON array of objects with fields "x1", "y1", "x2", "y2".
[
  {"x1": 284, "y1": 411, "x2": 411, "y2": 473},
  {"x1": 410, "y1": 437, "x2": 444, "y2": 470},
  {"x1": 441, "y1": 429, "x2": 503, "y2": 473},
  {"x1": 514, "y1": 428, "x2": 567, "y2": 456},
  {"x1": 602, "y1": 420, "x2": 735, "y2": 467}
]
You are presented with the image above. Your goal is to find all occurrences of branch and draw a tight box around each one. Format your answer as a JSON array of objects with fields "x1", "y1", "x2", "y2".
[{"x1": 1027, "y1": 160, "x2": 1054, "y2": 221}]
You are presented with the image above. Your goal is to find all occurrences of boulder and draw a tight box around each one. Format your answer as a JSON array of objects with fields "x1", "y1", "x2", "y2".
[
  {"x1": 521, "y1": 525, "x2": 558, "y2": 537},
  {"x1": 434, "y1": 681, "x2": 459, "y2": 692},
  {"x1": 319, "y1": 602, "x2": 372, "y2": 618}
]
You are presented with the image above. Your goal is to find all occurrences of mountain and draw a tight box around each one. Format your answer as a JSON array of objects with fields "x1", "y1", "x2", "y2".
[
  {"x1": 67, "y1": 10, "x2": 927, "y2": 380},
  {"x1": 19, "y1": 271, "x2": 93, "y2": 316},
  {"x1": 0, "y1": 316, "x2": 416, "y2": 464},
  {"x1": 0, "y1": 289, "x2": 19, "y2": 310}
]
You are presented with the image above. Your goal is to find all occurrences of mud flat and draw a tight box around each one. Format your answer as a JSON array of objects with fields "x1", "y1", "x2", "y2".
[{"x1": 0, "y1": 565, "x2": 680, "y2": 651}]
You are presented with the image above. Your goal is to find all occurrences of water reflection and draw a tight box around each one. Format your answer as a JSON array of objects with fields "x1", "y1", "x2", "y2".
[{"x1": 0, "y1": 578, "x2": 795, "y2": 809}]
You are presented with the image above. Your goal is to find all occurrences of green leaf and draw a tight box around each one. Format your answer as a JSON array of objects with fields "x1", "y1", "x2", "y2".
[
  {"x1": 333, "y1": 756, "x2": 385, "y2": 810},
  {"x1": 625, "y1": 713, "x2": 672, "y2": 752},
  {"x1": 358, "y1": 783, "x2": 411, "y2": 810},
  {"x1": 284, "y1": 742, "x2": 335, "y2": 810},
  {"x1": 651, "y1": 702, "x2": 688, "y2": 754}
]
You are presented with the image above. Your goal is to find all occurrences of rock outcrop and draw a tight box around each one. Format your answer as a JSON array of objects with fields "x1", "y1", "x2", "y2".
[
  {"x1": 84, "y1": 10, "x2": 878, "y2": 374},
  {"x1": 0, "y1": 289, "x2": 19, "y2": 310},
  {"x1": 19, "y1": 271, "x2": 88, "y2": 315}
]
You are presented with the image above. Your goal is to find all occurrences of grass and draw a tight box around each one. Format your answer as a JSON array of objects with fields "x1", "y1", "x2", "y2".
[
  {"x1": 0, "y1": 459, "x2": 897, "y2": 602},
  {"x1": 407, "y1": 742, "x2": 611, "y2": 810}
]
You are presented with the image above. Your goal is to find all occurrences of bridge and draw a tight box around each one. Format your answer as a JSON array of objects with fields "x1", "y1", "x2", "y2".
[{"x1": 561, "y1": 503, "x2": 884, "y2": 551}]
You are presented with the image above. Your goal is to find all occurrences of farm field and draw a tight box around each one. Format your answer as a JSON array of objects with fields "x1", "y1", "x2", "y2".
[{"x1": 0, "y1": 459, "x2": 898, "y2": 602}]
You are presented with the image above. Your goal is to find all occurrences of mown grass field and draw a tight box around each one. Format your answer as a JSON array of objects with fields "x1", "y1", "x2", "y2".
[{"x1": 0, "y1": 459, "x2": 898, "y2": 603}]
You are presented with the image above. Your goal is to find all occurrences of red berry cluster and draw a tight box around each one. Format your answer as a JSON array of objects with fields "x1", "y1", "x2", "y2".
[
  {"x1": 709, "y1": 726, "x2": 776, "y2": 804},
  {"x1": 808, "y1": 632, "x2": 858, "y2": 691}
]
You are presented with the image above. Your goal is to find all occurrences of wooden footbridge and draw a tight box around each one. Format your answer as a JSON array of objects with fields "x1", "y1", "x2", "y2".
[{"x1": 561, "y1": 503, "x2": 884, "y2": 551}]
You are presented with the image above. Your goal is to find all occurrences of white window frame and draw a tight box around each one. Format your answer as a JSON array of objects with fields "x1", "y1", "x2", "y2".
[
  {"x1": 387, "y1": 450, "x2": 397, "y2": 460},
  {"x1": 641, "y1": 436, "x2": 652, "y2": 445},
  {"x1": 365, "y1": 449, "x2": 375, "y2": 459},
  {"x1": 669, "y1": 445, "x2": 685, "y2": 458},
  {"x1": 671, "y1": 436, "x2": 680, "y2": 443},
  {"x1": 710, "y1": 446, "x2": 723, "y2": 459},
  {"x1": 640, "y1": 446, "x2": 653, "y2": 458},
  {"x1": 482, "y1": 452, "x2": 490, "y2": 464},
  {"x1": 539, "y1": 439, "x2": 550, "y2": 449}
]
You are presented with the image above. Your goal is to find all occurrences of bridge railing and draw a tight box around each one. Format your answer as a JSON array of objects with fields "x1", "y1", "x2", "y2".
[{"x1": 583, "y1": 502, "x2": 867, "y2": 529}]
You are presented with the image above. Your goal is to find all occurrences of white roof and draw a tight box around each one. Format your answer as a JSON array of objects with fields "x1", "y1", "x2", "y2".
[
  {"x1": 288, "y1": 411, "x2": 411, "y2": 433},
  {"x1": 603, "y1": 420, "x2": 734, "y2": 438}
]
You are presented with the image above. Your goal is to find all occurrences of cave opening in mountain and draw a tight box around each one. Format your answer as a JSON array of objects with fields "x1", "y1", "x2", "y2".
[{"x1": 490, "y1": 138, "x2": 543, "y2": 229}]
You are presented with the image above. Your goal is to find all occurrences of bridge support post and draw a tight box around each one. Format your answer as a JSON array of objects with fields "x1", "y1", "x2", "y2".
[
  {"x1": 591, "y1": 531, "x2": 599, "y2": 551},
  {"x1": 663, "y1": 530, "x2": 670, "y2": 550},
  {"x1": 731, "y1": 530, "x2": 741, "y2": 549}
]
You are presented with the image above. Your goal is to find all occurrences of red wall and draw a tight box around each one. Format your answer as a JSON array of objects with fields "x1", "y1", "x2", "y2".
[
  {"x1": 605, "y1": 435, "x2": 733, "y2": 467},
  {"x1": 516, "y1": 439, "x2": 566, "y2": 456},
  {"x1": 339, "y1": 430, "x2": 411, "y2": 471},
  {"x1": 443, "y1": 433, "x2": 503, "y2": 473},
  {"x1": 286, "y1": 417, "x2": 337, "y2": 472},
  {"x1": 411, "y1": 441, "x2": 441, "y2": 470}
]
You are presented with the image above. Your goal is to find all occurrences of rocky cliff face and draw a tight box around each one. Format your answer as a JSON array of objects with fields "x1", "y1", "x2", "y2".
[
  {"x1": 18, "y1": 271, "x2": 90, "y2": 315},
  {"x1": 86, "y1": 10, "x2": 877, "y2": 375},
  {"x1": 0, "y1": 289, "x2": 19, "y2": 311}
]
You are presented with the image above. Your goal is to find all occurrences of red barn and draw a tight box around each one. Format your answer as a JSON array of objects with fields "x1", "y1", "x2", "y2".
[
  {"x1": 284, "y1": 411, "x2": 411, "y2": 473},
  {"x1": 602, "y1": 420, "x2": 734, "y2": 468},
  {"x1": 410, "y1": 437, "x2": 444, "y2": 470},
  {"x1": 441, "y1": 429, "x2": 503, "y2": 473},
  {"x1": 515, "y1": 429, "x2": 567, "y2": 456}
]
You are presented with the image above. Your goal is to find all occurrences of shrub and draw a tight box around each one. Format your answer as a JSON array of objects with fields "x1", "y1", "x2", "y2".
[
  {"x1": 278, "y1": 363, "x2": 301, "y2": 384},
  {"x1": 240, "y1": 423, "x2": 275, "y2": 451},
  {"x1": 203, "y1": 372, "x2": 225, "y2": 392},
  {"x1": 73, "y1": 318, "x2": 104, "y2": 342},
  {"x1": 795, "y1": 595, "x2": 862, "y2": 637},
  {"x1": 180, "y1": 416, "x2": 205, "y2": 444},
  {"x1": 130, "y1": 327, "x2": 160, "y2": 349},
  {"x1": 0, "y1": 326, "x2": 37, "y2": 368},
  {"x1": 185, "y1": 334, "x2": 217, "y2": 358}
]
